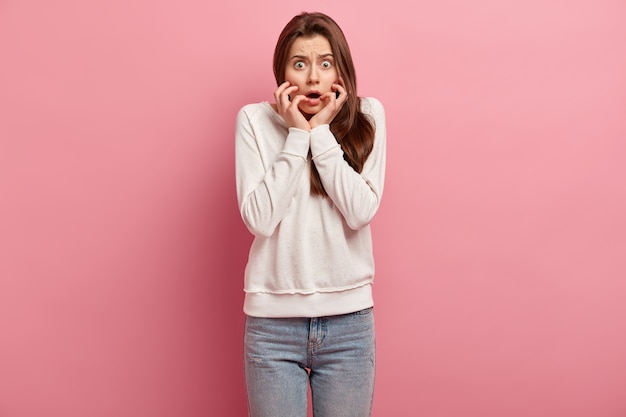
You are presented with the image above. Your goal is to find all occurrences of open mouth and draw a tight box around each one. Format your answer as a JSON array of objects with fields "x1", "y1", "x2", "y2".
[{"x1": 306, "y1": 92, "x2": 321, "y2": 99}]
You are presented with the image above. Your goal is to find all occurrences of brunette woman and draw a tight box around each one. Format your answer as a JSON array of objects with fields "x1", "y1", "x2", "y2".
[{"x1": 235, "y1": 12, "x2": 386, "y2": 417}]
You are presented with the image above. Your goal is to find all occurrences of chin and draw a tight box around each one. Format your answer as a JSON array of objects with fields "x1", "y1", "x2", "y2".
[{"x1": 299, "y1": 104, "x2": 321, "y2": 115}]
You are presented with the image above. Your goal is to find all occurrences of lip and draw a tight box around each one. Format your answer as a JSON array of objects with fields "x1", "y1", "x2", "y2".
[
  {"x1": 304, "y1": 90, "x2": 322, "y2": 99},
  {"x1": 303, "y1": 90, "x2": 323, "y2": 105}
]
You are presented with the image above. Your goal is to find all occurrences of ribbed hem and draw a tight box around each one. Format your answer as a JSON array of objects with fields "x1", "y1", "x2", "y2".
[{"x1": 243, "y1": 284, "x2": 373, "y2": 318}]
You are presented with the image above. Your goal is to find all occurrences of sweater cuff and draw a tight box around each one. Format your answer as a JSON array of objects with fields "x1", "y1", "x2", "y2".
[
  {"x1": 282, "y1": 127, "x2": 310, "y2": 159},
  {"x1": 310, "y1": 124, "x2": 340, "y2": 158}
]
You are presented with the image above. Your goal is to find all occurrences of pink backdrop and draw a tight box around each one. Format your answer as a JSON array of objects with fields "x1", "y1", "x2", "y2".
[{"x1": 1, "y1": 0, "x2": 625, "y2": 416}]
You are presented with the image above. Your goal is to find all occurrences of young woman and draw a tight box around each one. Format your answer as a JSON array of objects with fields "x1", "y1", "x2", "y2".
[{"x1": 235, "y1": 12, "x2": 386, "y2": 417}]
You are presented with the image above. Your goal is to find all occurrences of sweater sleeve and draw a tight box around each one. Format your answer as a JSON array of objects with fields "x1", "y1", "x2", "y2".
[
  {"x1": 309, "y1": 97, "x2": 387, "y2": 230},
  {"x1": 235, "y1": 105, "x2": 310, "y2": 237}
]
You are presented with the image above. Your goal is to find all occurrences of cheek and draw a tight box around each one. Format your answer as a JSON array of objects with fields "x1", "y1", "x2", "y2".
[
  {"x1": 282, "y1": 69, "x2": 292, "y2": 83},
  {"x1": 285, "y1": 77, "x2": 306, "y2": 93},
  {"x1": 283, "y1": 71, "x2": 299, "y2": 85}
]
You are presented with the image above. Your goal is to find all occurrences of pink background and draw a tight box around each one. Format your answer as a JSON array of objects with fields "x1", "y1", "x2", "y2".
[{"x1": 1, "y1": 0, "x2": 625, "y2": 416}]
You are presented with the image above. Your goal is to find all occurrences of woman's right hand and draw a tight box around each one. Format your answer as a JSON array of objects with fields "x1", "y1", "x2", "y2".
[{"x1": 274, "y1": 81, "x2": 310, "y2": 131}]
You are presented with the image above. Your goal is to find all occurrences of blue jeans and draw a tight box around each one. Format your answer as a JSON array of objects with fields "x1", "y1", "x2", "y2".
[{"x1": 244, "y1": 308, "x2": 376, "y2": 417}]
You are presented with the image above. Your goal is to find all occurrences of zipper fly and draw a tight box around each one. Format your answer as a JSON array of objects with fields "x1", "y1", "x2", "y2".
[{"x1": 307, "y1": 317, "x2": 327, "y2": 367}]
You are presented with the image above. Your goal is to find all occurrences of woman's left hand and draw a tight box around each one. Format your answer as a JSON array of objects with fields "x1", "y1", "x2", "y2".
[{"x1": 309, "y1": 79, "x2": 348, "y2": 129}]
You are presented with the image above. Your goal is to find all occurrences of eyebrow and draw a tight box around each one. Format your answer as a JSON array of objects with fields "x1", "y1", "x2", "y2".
[{"x1": 290, "y1": 53, "x2": 334, "y2": 60}]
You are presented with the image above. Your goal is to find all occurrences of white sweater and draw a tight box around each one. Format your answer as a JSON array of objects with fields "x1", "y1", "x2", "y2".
[{"x1": 235, "y1": 97, "x2": 386, "y2": 317}]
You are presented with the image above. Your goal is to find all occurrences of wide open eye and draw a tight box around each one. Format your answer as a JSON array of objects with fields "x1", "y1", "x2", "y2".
[
  {"x1": 321, "y1": 60, "x2": 332, "y2": 69},
  {"x1": 294, "y1": 61, "x2": 306, "y2": 69}
]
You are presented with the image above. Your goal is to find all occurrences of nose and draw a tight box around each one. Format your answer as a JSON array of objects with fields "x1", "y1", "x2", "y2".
[{"x1": 307, "y1": 66, "x2": 319, "y2": 84}]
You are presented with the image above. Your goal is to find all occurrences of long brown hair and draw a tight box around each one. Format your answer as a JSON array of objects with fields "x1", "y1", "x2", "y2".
[{"x1": 273, "y1": 12, "x2": 375, "y2": 196}]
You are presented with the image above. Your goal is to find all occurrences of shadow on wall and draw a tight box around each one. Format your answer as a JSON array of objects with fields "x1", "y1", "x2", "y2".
[
  {"x1": 194, "y1": 82, "x2": 275, "y2": 412},
  {"x1": 197, "y1": 101, "x2": 253, "y2": 414}
]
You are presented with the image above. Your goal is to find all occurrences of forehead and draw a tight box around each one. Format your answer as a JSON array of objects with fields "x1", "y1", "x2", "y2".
[{"x1": 289, "y1": 35, "x2": 332, "y2": 56}]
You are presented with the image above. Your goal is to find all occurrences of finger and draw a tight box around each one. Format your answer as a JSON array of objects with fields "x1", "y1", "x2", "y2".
[
  {"x1": 274, "y1": 81, "x2": 290, "y2": 99},
  {"x1": 320, "y1": 91, "x2": 336, "y2": 104},
  {"x1": 333, "y1": 84, "x2": 348, "y2": 105},
  {"x1": 285, "y1": 85, "x2": 299, "y2": 96},
  {"x1": 277, "y1": 85, "x2": 299, "y2": 111},
  {"x1": 275, "y1": 82, "x2": 294, "y2": 102},
  {"x1": 278, "y1": 81, "x2": 291, "y2": 92},
  {"x1": 337, "y1": 91, "x2": 348, "y2": 106},
  {"x1": 333, "y1": 82, "x2": 347, "y2": 95},
  {"x1": 321, "y1": 88, "x2": 342, "y2": 107},
  {"x1": 282, "y1": 86, "x2": 301, "y2": 109},
  {"x1": 320, "y1": 91, "x2": 332, "y2": 99},
  {"x1": 289, "y1": 93, "x2": 307, "y2": 109}
]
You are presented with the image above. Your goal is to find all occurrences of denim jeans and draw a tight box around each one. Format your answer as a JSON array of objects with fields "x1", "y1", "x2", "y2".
[{"x1": 244, "y1": 308, "x2": 376, "y2": 417}]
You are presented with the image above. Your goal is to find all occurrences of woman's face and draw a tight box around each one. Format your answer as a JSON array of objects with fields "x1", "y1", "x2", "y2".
[{"x1": 284, "y1": 34, "x2": 339, "y2": 116}]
